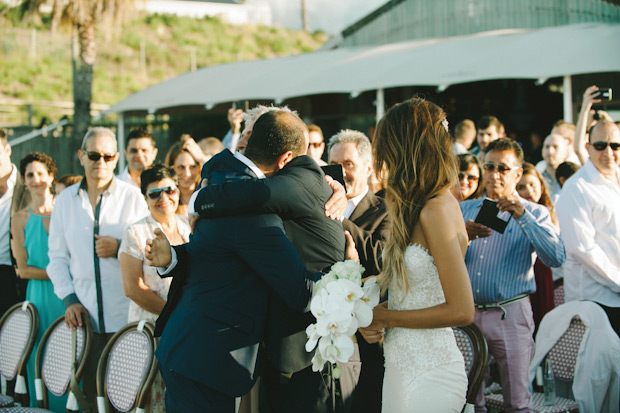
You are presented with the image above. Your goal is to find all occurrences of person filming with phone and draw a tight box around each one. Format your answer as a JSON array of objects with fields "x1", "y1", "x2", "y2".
[{"x1": 460, "y1": 138, "x2": 566, "y2": 412}]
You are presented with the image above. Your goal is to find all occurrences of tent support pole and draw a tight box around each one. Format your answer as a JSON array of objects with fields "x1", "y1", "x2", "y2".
[
  {"x1": 117, "y1": 113, "x2": 125, "y2": 172},
  {"x1": 376, "y1": 89, "x2": 385, "y2": 124},
  {"x1": 563, "y1": 75, "x2": 573, "y2": 123}
]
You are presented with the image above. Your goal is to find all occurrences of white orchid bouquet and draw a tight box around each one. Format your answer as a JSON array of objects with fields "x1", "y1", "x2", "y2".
[{"x1": 305, "y1": 260, "x2": 381, "y2": 374}]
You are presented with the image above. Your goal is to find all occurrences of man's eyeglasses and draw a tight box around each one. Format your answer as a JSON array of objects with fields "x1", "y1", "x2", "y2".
[
  {"x1": 309, "y1": 142, "x2": 323, "y2": 149},
  {"x1": 591, "y1": 141, "x2": 620, "y2": 151},
  {"x1": 147, "y1": 185, "x2": 178, "y2": 200},
  {"x1": 482, "y1": 162, "x2": 519, "y2": 174},
  {"x1": 85, "y1": 152, "x2": 116, "y2": 162},
  {"x1": 458, "y1": 172, "x2": 479, "y2": 182}
]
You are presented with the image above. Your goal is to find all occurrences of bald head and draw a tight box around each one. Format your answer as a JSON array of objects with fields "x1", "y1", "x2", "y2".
[
  {"x1": 587, "y1": 121, "x2": 620, "y2": 177},
  {"x1": 244, "y1": 110, "x2": 309, "y2": 166}
]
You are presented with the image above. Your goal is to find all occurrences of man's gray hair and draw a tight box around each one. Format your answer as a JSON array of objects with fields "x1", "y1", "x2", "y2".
[
  {"x1": 243, "y1": 105, "x2": 297, "y2": 126},
  {"x1": 81, "y1": 127, "x2": 117, "y2": 150},
  {"x1": 328, "y1": 129, "x2": 372, "y2": 164}
]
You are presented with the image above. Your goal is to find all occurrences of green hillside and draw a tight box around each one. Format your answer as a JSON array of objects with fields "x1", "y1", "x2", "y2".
[{"x1": 0, "y1": 6, "x2": 328, "y2": 125}]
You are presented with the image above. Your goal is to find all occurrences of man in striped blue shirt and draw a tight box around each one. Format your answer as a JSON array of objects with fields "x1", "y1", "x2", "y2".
[{"x1": 460, "y1": 138, "x2": 565, "y2": 413}]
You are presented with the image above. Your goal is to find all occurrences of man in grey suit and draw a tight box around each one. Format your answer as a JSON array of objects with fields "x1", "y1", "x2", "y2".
[{"x1": 328, "y1": 129, "x2": 390, "y2": 412}]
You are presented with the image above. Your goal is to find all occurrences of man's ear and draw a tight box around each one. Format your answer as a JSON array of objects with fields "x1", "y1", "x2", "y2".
[
  {"x1": 276, "y1": 151, "x2": 294, "y2": 170},
  {"x1": 78, "y1": 149, "x2": 85, "y2": 167}
]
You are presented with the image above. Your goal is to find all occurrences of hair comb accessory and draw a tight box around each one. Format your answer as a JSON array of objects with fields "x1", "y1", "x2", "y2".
[{"x1": 442, "y1": 119, "x2": 449, "y2": 133}]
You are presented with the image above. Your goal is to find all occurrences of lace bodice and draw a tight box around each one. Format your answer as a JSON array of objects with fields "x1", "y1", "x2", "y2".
[{"x1": 384, "y1": 244, "x2": 463, "y2": 385}]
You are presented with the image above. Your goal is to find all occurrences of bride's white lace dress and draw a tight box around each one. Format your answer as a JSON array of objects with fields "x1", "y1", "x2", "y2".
[{"x1": 382, "y1": 244, "x2": 468, "y2": 412}]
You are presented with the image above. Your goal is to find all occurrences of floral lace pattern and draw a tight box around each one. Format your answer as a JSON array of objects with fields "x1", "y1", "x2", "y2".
[{"x1": 383, "y1": 244, "x2": 465, "y2": 411}]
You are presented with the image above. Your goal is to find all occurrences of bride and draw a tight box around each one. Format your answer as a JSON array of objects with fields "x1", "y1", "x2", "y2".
[{"x1": 360, "y1": 97, "x2": 475, "y2": 412}]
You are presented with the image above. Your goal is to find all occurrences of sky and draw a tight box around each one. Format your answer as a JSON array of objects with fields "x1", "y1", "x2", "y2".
[{"x1": 262, "y1": 0, "x2": 388, "y2": 34}]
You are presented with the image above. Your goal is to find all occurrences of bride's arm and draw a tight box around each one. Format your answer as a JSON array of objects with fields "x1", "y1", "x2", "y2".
[{"x1": 368, "y1": 195, "x2": 474, "y2": 331}]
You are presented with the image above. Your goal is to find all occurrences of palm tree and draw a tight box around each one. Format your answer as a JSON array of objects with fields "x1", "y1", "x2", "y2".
[{"x1": 22, "y1": 0, "x2": 133, "y2": 163}]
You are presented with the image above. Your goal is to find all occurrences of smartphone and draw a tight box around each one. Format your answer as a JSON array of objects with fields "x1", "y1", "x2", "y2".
[
  {"x1": 321, "y1": 164, "x2": 347, "y2": 193},
  {"x1": 474, "y1": 198, "x2": 511, "y2": 234},
  {"x1": 595, "y1": 88, "x2": 612, "y2": 101}
]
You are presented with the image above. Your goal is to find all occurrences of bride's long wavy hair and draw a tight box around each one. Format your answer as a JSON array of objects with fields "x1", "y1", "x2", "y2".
[{"x1": 373, "y1": 97, "x2": 458, "y2": 294}]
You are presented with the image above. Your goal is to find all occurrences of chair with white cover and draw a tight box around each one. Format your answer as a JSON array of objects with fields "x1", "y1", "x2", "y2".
[
  {"x1": 95, "y1": 320, "x2": 158, "y2": 413},
  {"x1": 0, "y1": 315, "x2": 92, "y2": 413},
  {"x1": 453, "y1": 324, "x2": 489, "y2": 413},
  {"x1": 485, "y1": 316, "x2": 584, "y2": 412},
  {"x1": 0, "y1": 302, "x2": 38, "y2": 408}
]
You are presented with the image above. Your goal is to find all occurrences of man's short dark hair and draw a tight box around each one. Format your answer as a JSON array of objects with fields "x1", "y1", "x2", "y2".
[
  {"x1": 477, "y1": 115, "x2": 502, "y2": 131},
  {"x1": 0, "y1": 128, "x2": 7, "y2": 144},
  {"x1": 555, "y1": 161, "x2": 580, "y2": 183},
  {"x1": 244, "y1": 111, "x2": 308, "y2": 166},
  {"x1": 126, "y1": 128, "x2": 156, "y2": 149},
  {"x1": 486, "y1": 138, "x2": 524, "y2": 165},
  {"x1": 140, "y1": 164, "x2": 178, "y2": 196}
]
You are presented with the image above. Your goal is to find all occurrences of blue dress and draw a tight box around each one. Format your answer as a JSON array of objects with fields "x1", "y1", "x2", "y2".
[{"x1": 23, "y1": 208, "x2": 66, "y2": 411}]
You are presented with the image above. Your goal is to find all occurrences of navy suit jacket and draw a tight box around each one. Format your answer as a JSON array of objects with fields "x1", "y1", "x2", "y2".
[
  {"x1": 155, "y1": 151, "x2": 320, "y2": 397},
  {"x1": 193, "y1": 153, "x2": 346, "y2": 373}
]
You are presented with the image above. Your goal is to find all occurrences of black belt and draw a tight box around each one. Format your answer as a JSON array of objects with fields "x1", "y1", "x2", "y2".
[{"x1": 475, "y1": 293, "x2": 528, "y2": 320}]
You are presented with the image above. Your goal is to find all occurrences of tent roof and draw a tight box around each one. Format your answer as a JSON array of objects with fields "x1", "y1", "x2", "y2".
[{"x1": 109, "y1": 23, "x2": 620, "y2": 113}]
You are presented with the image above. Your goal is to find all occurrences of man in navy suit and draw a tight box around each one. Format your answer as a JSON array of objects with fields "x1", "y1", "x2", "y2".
[
  {"x1": 152, "y1": 111, "x2": 337, "y2": 412},
  {"x1": 151, "y1": 112, "x2": 330, "y2": 412}
]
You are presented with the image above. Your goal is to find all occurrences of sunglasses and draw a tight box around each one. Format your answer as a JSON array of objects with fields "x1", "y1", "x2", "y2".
[
  {"x1": 458, "y1": 172, "x2": 479, "y2": 182},
  {"x1": 85, "y1": 152, "x2": 116, "y2": 162},
  {"x1": 147, "y1": 185, "x2": 178, "y2": 200},
  {"x1": 482, "y1": 162, "x2": 519, "y2": 174},
  {"x1": 309, "y1": 142, "x2": 323, "y2": 148},
  {"x1": 591, "y1": 141, "x2": 620, "y2": 151}
]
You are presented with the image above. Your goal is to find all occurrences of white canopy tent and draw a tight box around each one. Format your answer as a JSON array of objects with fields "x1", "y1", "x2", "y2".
[
  {"x1": 110, "y1": 23, "x2": 620, "y2": 113},
  {"x1": 109, "y1": 22, "x2": 620, "y2": 168}
]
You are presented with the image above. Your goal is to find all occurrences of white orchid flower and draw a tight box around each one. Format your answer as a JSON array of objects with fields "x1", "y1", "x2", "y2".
[
  {"x1": 306, "y1": 323, "x2": 320, "y2": 352},
  {"x1": 315, "y1": 271, "x2": 337, "y2": 292},
  {"x1": 318, "y1": 334, "x2": 355, "y2": 364},
  {"x1": 311, "y1": 350, "x2": 325, "y2": 372},
  {"x1": 316, "y1": 308, "x2": 355, "y2": 337},
  {"x1": 330, "y1": 260, "x2": 365, "y2": 284},
  {"x1": 361, "y1": 276, "x2": 381, "y2": 308},
  {"x1": 354, "y1": 300, "x2": 373, "y2": 328},
  {"x1": 326, "y1": 278, "x2": 364, "y2": 305},
  {"x1": 310, "y1": 288, "x2": 339, "y2": 319}
]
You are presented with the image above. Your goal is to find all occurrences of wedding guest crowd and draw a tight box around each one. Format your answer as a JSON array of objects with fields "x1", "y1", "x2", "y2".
[{"x1": 1, "y1": 83, "x2": 619, "y2": 413}]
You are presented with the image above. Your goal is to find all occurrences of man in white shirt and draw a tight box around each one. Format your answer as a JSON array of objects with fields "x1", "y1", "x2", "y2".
[
  {"x1": 47, "y1": 127, "x2": 148, "y2": 402},
  {"x1": 116, "y1": 128, "x2": 158, "y2": 187},
  {"x1": 556, "y1": 120, "x2": 620, "y2": 337},
  {"x1": 0, "y1": 128, "x2": 30, "y2": 317},
  {"x1": 535, "y1": 134, "x2": 569, "y2": 203}
]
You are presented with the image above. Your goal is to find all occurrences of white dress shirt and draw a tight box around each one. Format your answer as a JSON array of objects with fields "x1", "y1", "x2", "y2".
[
  {"x1": 0, "y1": 165, "x2": 17, "y2": 265},
  {"x1": 556, "y1": 160, "x2": 620, "y2": 308},
  {"x1": 47, "y1": 178, "x2": 148, "y2": 333},
  {"x1": 344, "y1": 187, "x2": 368, "y2": 220},
  {"x1": 116, "y1": 166, "x2": 136, "y2": 186}
]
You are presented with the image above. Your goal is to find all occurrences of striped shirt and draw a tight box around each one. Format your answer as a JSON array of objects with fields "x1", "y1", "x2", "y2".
[{"x1": 460, "y1": 195, "x2": 565, "y2": 304}]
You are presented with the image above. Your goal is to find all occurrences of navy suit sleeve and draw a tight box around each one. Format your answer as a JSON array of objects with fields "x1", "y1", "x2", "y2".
[
  {"x1": 160, "y1": 244, "x2": 189, "y2": 279},
  {"x1": 236, "y1": 223, "x2": 321, "y2": 312},
  {"x1": 195, "y1": 172, "x2": 320, "y2": 219}
]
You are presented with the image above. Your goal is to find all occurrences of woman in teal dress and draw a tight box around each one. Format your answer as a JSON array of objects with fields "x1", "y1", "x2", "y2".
[{"x1": 11, "y1": 152, "x2": 66, "y2": 410}]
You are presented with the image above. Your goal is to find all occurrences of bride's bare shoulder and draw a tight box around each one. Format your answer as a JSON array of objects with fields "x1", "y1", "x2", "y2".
[{"x1": 420, "y1": 191, "x2": 461, "y2": 223}]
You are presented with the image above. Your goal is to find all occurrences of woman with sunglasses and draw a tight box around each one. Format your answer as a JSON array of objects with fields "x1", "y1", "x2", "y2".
[
  {"x1": 11, "y1": 153, "x2": 67, "y2": 411},
  {"x1": 119, "y1": 164, "x2": 190, "y2": 412},
  {"x1": 516, "y1": 163, "x2": 559, "y2": 332},
  {"x1": 165, "y1": 135, "x2": 203, "y2": 216},
  {"x1": 456, "y1": 153, "x2": 484, "y2": 201}
]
